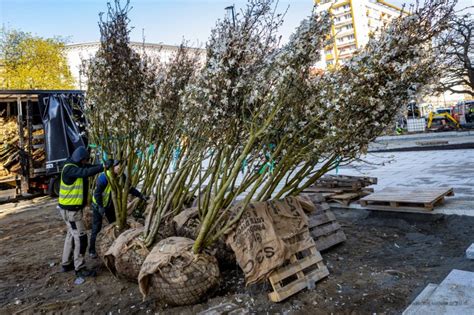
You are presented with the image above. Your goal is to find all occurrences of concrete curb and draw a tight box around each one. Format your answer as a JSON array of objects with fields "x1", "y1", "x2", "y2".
[
  {"x1": 368, "y1": 142, "x2": 474, "y2": 153},
  {"x1": 376, "y1": 131, "x2": 474, "y2": 142}
]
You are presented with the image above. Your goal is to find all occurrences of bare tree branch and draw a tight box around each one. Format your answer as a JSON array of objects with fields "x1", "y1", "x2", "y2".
[{"x1": 435, "y1": 13, "x2": 474, "y2": 96}]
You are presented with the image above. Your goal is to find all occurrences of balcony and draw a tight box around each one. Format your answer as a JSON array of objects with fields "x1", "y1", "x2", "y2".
[
  {"x1": 334, "y1": 17, "x2": 353, "y2": 26},
  {"x1": 335, "y1": 29, "x2": 355, "y2": 37},
  {"x1": 336, "y1": 40, "x2": 356, "y2": 48}
]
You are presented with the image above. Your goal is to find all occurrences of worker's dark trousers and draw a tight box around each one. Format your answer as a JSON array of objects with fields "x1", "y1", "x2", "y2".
[{"x1": 89, "y1": 203, "x2": 116, "y2": 255}]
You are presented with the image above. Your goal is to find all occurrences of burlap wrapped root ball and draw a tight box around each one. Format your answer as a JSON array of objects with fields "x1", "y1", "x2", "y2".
[
  {"x1": 173, "y1": 208, "x2": 236, "y2": 268},
  {"x1": 94, "y1": 198, "x2": 144, "y2": 262},
  {"x1": 138, "y1": 237, "x2": 220, "y2": 306},
  {"x1": 83, "y1": 206, "x2": 93, "y2": 230},
  {"x1": 96, "y1": 217, "x2": 143, "y2": 262},
  {"x1": 103, "y1": 227, "x2": 149, "y2": 282},
  {"x1": 96, "y1": 224, "x2": 118, "y2": 261}
]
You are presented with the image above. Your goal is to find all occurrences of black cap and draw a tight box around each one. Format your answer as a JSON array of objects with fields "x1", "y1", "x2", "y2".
[{"x1": 71, "y1": 146, "x2": 89, "y2": 163}]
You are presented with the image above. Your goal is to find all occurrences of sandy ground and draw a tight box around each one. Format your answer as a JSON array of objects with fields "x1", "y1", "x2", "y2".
[{"x1": 1, "y1": 198, "x2": 473, "y2": 315}]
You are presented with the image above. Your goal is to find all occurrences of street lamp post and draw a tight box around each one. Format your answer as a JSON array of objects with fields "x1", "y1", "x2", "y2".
[{"x1": 225, "y1": 5, "x2": 236, "y2": 27}]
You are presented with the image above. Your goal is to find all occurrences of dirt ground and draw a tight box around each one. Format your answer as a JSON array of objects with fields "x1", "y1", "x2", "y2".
[{"x1": 1, "y1": 198, "x2": 473, "y2": 314}]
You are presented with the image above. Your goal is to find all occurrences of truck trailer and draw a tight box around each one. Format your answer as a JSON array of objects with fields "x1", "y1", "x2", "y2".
[{"x1": 0, "y1": 90, "x2": 87, "y2": 199}]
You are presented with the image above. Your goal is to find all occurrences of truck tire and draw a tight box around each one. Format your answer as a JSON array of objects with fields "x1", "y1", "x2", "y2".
[{"x1": 49, "y1": 177, "x2": 60, "y2": 197}]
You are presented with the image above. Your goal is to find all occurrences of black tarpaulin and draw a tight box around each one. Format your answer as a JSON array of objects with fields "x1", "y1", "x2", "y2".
[{"x1": 37, "y1": 93, "x2": 86, "y2": 175}]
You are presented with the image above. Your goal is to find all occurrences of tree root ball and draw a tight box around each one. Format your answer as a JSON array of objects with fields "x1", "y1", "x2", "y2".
[
  {"x1": 83, "y1": 206, "x2": 92, "y2": 230},
  {"x1": 95, "y1": 218, "x2": 144, "y2": 263},
  {"x1": 96, "y1": 224, "x2": 118, "y2": 262},
  {"x1": 138, "y1": 237, "x2": 220, "y2": 306},
  {"x1": 104, "y1": 227, "x2": 149, "y2": 282},
  {"x1": 115, "y1": 242, "x2": 148, "y2": 282}
]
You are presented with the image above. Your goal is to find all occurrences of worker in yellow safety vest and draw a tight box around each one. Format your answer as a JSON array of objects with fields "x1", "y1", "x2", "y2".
[
  {"x1": 88, "y1": 160, "x2": 147, "y2": 258},
  {"x1": 58, "y1": 146, "x2": 114, "y2": 279}
]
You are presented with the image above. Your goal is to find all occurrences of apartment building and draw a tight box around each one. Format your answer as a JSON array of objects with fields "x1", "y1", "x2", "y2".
[{"x1": 315, "y1": 0, "x2": 404, "y2": 68}]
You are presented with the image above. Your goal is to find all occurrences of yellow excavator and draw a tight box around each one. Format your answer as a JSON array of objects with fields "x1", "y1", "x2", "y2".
[{"x1": 427, "y1": 111, "x2": 460, "y2": 131}]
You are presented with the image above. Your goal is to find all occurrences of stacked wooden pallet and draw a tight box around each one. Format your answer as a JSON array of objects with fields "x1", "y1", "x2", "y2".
[
  {"x1": 308, "y1": 200, "x2": 347, "y2": 251},
  {"x1": 267, "y1": 241, "x2": 329, "y2": 302},
  {"x1": 266, "y1": 193, "x2": 347, "y2": 302},
  {"x1": 304, "y1": 175, "x2": 377, "y2": 206}
]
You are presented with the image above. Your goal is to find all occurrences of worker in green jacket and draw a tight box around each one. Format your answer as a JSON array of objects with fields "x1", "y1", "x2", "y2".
[{"x1": 58, "y1": 146, "x2": 113, "y2": 278}]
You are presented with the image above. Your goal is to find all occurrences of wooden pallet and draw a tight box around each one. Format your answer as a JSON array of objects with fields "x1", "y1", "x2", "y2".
[
  {"x1": 359, "y1": 187, "x2": 454, "y2": 211},
  {"x1": 329, "y1": 188, "x2": 373, "y2": 206},
  {"x1": 303, "y1": 187, "x2": 345, "y2": 194},
  {"x1": 314, "y1": 180, "x2": 362, "y2": 189},
  {"x1": 308, "y1": 202, "x2": 347, "y2": 251},
  {"x1": 268, "y1": 243, "x2": 329, "y2": 302},
  {"x1": 306, "y1": 175, "x2": 377, "y2": 206},
  {"x1": 324, "y1": 174, "x2": 378, "y2": 185},
  {"x1": 301, "y1": 192, "x2": 327, "y2": 205},
  {"x1": 328, "y1": 192, "x2": 362, "y2": 206},
  {"x1": 315, "y1": 230, "x2": 347, "y2": 250}
]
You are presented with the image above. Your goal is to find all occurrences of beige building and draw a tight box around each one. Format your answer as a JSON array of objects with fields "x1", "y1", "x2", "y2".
[
  {"x1": 315, "y1": 0, "x2": 404, "y2": 68},
  {"x1": 65, "y1": 42, "x2": 205, "y2": 89}
]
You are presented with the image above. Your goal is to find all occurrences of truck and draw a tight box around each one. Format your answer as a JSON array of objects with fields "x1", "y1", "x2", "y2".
[
  {"x1": 452, "y1": 100, "x2": 474, "y2": 127},
  {"x1": 0, "y1": 90, "x2": 87, "y2": 199}
]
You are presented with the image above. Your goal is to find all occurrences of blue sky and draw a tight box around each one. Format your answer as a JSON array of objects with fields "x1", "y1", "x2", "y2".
[{"x1": 0, "y1": 0, "x2": 472, "y2": 46}]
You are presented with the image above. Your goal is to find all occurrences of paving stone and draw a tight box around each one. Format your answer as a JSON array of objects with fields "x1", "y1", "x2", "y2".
[
  {"x1": 466, "y1": 243, "x2": 474, "y2": 260},
  {"x1": 402, "y1": 284, "x2": 438, "y2": 315},
  {"x1": 403, "y1": 269, "x2": 474, "y2": 315},
  {"x1": 324, "y1": 149, "x2": 474, "y2": 216}
]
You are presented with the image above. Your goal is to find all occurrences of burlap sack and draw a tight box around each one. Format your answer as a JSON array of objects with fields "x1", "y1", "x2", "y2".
[
  {"x1": 296, "y1": 195, "x2": 317, "y2": 213},
  {"x1": 226, "y1": 196, "x2": 314, "y2": 284},
  {"x1": 103, "y1": 227, "x2": 148, "y2": 282},
  {"x1": 267, "y1": 196, "x2": 314, "y2": 256},
  {"x1": 173, "y1": 207, "x2": 200, "y2": 239},
  {"x1": 138, "y1": 237, "x2": 220, "y2": 305}
]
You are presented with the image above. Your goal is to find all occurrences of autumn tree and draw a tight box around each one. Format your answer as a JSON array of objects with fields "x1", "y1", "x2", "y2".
[{"x1": 0, "y1": 28, "x2": 75, "y2": 89}]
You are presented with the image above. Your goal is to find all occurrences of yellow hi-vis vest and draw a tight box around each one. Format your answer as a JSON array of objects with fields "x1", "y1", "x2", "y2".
[
  {"x1": 59, "y1": 163, "x2": 84, "y2": 207},
  {"x1": 92, "y1": 171, "x2": 112, "y2": 207}
]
